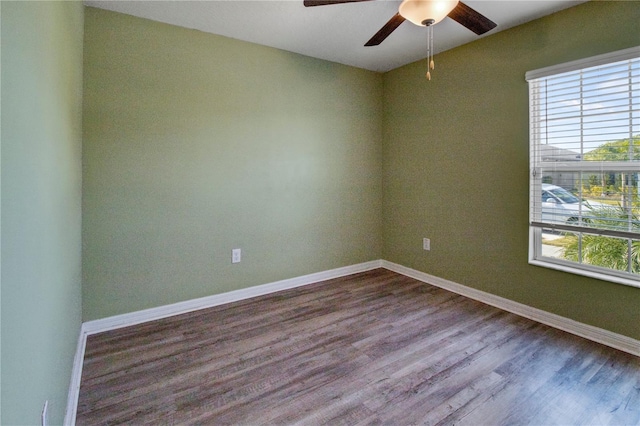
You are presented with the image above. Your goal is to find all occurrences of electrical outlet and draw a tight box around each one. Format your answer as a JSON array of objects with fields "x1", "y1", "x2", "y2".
[
  {"x1": 41, "y1": 400, "x2": 49, "y2": 426},
  {"x1": 423, "y1": 238, "x2": 431, "y2": 251},
  {"x1": 232, "y1": 248, "x2": 241, "y2": 263}
]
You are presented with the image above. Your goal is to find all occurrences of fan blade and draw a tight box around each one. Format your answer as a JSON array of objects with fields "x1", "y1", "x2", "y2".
[
  {"x1": 304, "y1": 0, "x2": 373, "y2": 6},
  {"x1": 448, "y1": 1, "x2": 497, "y2": 35},
  {"x1": 365, "y1": 13, "x2": 406, "y2": 46}
]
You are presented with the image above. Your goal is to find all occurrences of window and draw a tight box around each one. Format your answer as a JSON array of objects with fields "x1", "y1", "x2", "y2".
[{"x1": 527, "y1": 47, "x2": 640, "y2": 287}]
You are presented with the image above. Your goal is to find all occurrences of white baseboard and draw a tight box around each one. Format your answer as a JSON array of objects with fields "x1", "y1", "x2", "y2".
[
  {"x1": 82, "y1": 260, "x2": 383, "y2": 336},
  {"x1": 381, "y1": 260, "x2": 640, "y2": 357},
  {"x1": 64, "y1": 326, "x2": 87, "y2": 426},
  {"x1": 65, "y1": 258, "x2": 639, "y2": 425}
]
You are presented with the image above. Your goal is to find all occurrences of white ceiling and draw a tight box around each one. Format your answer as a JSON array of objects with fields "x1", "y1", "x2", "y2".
[{"x1": 84, "y1": 0, "x2": 588, "y2": 72}]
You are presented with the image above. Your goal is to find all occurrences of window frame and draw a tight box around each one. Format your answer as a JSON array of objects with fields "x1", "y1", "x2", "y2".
[{"x1": 527, "y1": 46, "x2": 640, "y2": 288}]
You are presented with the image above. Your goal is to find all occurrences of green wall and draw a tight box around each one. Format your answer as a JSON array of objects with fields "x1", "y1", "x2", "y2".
[
  {"x1": 1, "y1": 1, "x2": 84, "y2": 424},
  {"x1": 82, "y1": 8, "x2": 383, "y2": 320},
  {"x1": 382, "y1": 0, "x2": 640, "y2": 340}
]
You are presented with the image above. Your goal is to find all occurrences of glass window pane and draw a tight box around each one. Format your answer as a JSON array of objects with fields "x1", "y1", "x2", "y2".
[
  {"x1": 576, "y1": 171, "x2": 640, "y2": 232},
  {"x1": 576, "y1": 235, "x2": 632, "y2": 273},
  {"x1": 541, "y1": 230, "x2": 576, "y2": 261}
]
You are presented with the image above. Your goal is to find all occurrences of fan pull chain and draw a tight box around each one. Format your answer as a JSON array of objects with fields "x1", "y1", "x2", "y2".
[
  {"x1": 430, "y1": 24, "x2": 435, "y2": 70},
  {"x1": 425, "y1": 24, "x2": 434, "y2": 80}
]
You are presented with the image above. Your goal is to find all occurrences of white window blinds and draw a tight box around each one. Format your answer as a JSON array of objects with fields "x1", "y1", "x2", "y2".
[{"x1": 528, "y1": 47, "x2": 640, "y2": 238}]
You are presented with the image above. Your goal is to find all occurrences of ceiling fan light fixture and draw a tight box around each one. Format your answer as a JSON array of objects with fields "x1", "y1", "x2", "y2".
[{"x1": 398, "y1": 0, "x2": 459, "y2": 26}]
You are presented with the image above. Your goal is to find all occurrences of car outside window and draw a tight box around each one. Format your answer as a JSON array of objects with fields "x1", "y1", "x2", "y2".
[{"x1": 547, "y1": 187, "x2": 579, "y2": 204}]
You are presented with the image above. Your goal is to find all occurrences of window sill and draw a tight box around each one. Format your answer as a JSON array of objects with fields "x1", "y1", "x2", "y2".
[{"x1": 529, "y1": 258, "x2": 640, "y2": 289}]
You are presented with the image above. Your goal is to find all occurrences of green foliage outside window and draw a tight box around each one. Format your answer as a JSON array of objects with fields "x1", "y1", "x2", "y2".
[
  {"x1": 562, "y1": 203, "x2": 640, "y2": 274},
  {"x1": 578, "y1": 136, "x2": 640, "y2": 202},
  {"x1": 583, "y1": 136, "x2": 640, "y2": 162}
]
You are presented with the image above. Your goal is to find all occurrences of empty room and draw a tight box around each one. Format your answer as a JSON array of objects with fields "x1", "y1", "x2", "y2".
[{"x1": 1, "y1": 0, "x2": 639, "y2": 424}]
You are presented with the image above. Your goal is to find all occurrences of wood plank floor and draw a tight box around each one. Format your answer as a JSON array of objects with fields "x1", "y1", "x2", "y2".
[{"x1": 76, "y1": 269, "x2": 640, "y2": 425}]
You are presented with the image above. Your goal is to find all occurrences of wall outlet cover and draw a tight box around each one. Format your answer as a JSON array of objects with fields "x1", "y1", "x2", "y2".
[{"x1": 232, "y1": 248, "x2": 241, "y2": 263}]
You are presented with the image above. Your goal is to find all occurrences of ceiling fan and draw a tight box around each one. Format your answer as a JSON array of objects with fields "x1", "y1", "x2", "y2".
[{"x1": 303, "y1": 0, "x2": 497, "y2": 47}]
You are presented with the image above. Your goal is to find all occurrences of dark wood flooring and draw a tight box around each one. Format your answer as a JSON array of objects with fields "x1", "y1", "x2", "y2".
[{"x1": 76, "y1": 269, "x2": 640, "y2": 425}]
